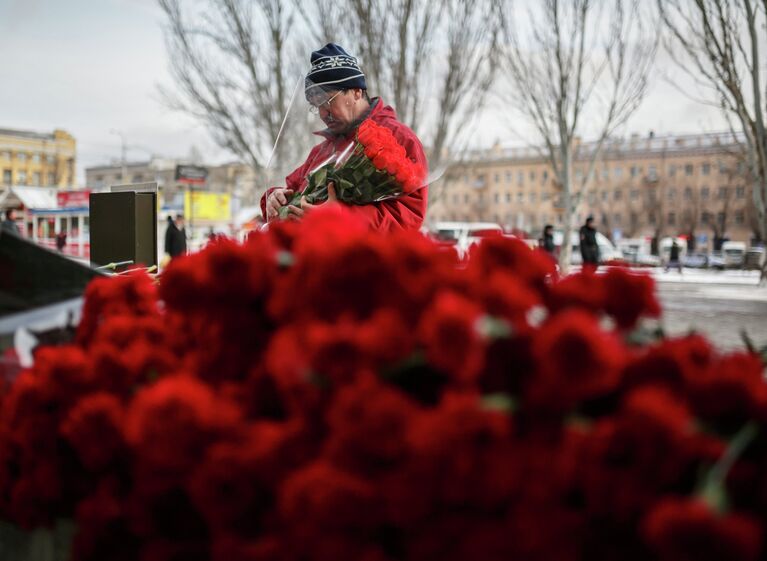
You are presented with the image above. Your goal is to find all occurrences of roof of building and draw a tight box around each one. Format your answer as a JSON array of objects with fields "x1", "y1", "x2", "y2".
[
  {"x1": 0, "y1": 128, "x2": 58, "y2": 141},
  {"x1": 459, "y1": 131, "x2": 745, "y2": 164}
]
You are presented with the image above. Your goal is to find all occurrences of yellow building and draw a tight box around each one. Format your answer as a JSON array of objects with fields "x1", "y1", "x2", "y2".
[
  {"x1": 0, "y1": 128, "x2": 76, "y2": 189},
  {"x1": 430, "y1": 132, "x2": 757, "y2": 247}
]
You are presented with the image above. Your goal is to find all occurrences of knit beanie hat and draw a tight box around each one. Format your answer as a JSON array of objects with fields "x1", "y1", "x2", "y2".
[{"x1": 305, "y1": 43, "x2": 367, "y2": 97}]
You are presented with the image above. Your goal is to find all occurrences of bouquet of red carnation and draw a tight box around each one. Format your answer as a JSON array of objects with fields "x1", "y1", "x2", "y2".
[{"x1": 279, "y1": 120, "x2": 426, "y2": 219}]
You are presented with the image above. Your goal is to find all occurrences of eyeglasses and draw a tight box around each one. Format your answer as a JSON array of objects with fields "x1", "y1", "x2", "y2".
[{"x1": 308, "y1": 90, "x2": 344, "y2": 115}]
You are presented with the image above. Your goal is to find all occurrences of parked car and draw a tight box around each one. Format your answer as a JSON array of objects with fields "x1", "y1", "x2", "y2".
[
  {"x1": 708, "y1": 250, "x2": 725, "y2": 270},
  {"x1": 552, "y1": 230, "x2": 623, "y2": 265},
  {"x1": 681, "y1": 252, "x2": 708, "y2": 268},
  {"x1": 430, "y1": 221, "x2": 504, "y2": 257},
  {"x1": 722, "y1": 241, "x2": 747, "y2": 268},
  {"x1": 744, "y1": 247, "x2": 765, "y2": 271}
]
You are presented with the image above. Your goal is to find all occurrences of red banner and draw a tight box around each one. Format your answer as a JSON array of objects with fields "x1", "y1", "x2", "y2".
[{"x1": 56, "y1": 190, "x2": 91, "y2": 208}]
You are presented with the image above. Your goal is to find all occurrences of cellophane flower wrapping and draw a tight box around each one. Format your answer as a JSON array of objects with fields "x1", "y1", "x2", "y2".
[
  {"x1": 0, "y1": 205, "x2": 766, "y2": 561},
  {"x1": 279, "y1": 120, "x2": 426, "y2": 218}
]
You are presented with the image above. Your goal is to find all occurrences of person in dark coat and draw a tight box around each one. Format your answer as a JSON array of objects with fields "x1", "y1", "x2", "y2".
[
  {"x1": 665, "y1": 239, "x2": 682, "y2": 274},
  {"x1": 579, "y1": 216, "x2": 600, "y2": 271},
  {"x1": 1, "y1": 209, "x2": 20, "y2": 236},
  {"x1": 164, "y1": 214, "x2": 187, "y2": 259},
  {"x1": 539, "y1": 224, "x2": 556, "y2": 257}
]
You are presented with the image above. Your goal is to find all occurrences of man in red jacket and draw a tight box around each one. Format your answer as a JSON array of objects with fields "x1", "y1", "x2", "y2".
[{"x1": 261, "y1": 43, "x2": 428, "y2": 232}]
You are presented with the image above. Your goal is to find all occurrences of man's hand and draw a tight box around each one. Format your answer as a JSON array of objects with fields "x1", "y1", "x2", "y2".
[
  {"x1": 289, "y1": 182, "x2": 338, "y2": 219},
  {"x1": 266, "y1": 188, "x2": 294, "y2": 220}
]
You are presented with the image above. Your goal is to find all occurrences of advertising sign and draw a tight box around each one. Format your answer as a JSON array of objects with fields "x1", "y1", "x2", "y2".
[
  {"x1": 184, "y1": 191, "x2": 231, "y2": 221},
  {"x1": 175, "y1": 165, "x2": 208, "y2": 184},
  {"x1": 56, "y1": 190, "x2": 91, "y2": 208}
]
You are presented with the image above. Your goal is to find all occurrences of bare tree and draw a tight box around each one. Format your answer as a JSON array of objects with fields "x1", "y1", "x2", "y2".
[
  {"x1": 294, "y1": 0, "x2": 500, "y2": 169},
  {"x1": 497, "y1": 0, "x2": 657, "y2": 273},
  {"x1": 158, "y1": 0, "x2": 313, "y2": 202},
  {"x1": 659, "y1": 0, "x2": 767, "y2": 280}
]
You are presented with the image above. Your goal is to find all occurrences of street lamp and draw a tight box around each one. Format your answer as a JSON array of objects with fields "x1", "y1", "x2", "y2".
[{"x1": 109, "y1": 129, "x2": 128, "y2": 185}]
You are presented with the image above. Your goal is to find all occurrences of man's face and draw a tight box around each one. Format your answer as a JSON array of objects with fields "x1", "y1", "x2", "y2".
[
  {"x1": 310, "y1": 89, "x2": 360, "y2": 133},
  {"x1": 7, "y1": 210, "x2": 15, "y2": 221},
  {"x1": 176, "y1": 217, "x2": 184, "y2": 227}
]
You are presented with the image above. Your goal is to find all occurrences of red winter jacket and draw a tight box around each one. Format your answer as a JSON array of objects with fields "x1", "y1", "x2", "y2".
[{"x1": 260, "y1": 98, "x2": 429, "y2": 232}]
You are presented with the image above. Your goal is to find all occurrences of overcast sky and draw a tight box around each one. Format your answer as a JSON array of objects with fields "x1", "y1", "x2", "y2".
[{"x1": 0, "y1": 0, "x2": 730, "y2": 186}]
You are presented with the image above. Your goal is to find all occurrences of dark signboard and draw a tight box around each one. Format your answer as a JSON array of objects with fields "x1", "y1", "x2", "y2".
[{"x1": 175, "y1": 165, "x2": 208, "y2": 184}]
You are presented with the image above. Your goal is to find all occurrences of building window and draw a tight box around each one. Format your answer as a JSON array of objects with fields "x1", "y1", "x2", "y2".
[
  {"x1": 494, "y1": 173, "x2": 500, "y2": 183},
  {"x1": 18, "y1": 171, "x2": 27, "y2": 184},
  {"x1": 702, "y1": 211, "x2": 711, "y2": 224},
  {"x1": 517, "y1": 192, "x2": 524, "y2": 202},
  {"x1": 669, "y1": 164, "x2": 677, "y2": 176},
  {"x1": 494, "y1": 193, "x2": 499, "y2": 203},
  {"x1": 32, "y1": 154, "x2": 41, "y2": 164},
  {"x1": 505, "y1": 192, "x2": 511, "y2": 203},
  {"x1": 542, "y1": 170, "x2": 548, "y2": 182},
  {"x1": 684, "y1": 186, "x2": 692, "y2": 200},
  {"x1": 717, "y1": 212, "x2": 726, "y2": 226},
  {"x1": 575, "y1": 168, "x2": 583, "y2": 180},
  {"x1": 736, "y1": 185, "x2": 745, "y2": 198},
  {"x1": 601, "y1": 190, "x2": 608, "y2": 201},
  {"x1": 0, "y1": 151, "x2": 10, "y2": 160},
  {"x1": 701, "y1": 186, "x2": 710, "y2": 199},
  {"x1": 529, "y1": 170, "x2": 536, "y2": 181},
  {"x1": 717, "y1": 186, "x2": 729, "y2": 199},
  {"x1": 718, "y1": 161, "x2": 728, "y2": 174},
  {"x1": 668, "y1": 212, "x2": 676, "y2": 225},
  {"x1": 133, "y1": 174, "x2": 144, "y2": 182},
  {"x1": 630, "y1": 166, "x2": 638, "y2": 177},
  {"x1": 685, "y1": 163, "x2": 693, "y2": 175},
  {"x1": 649, "y1": 213, "x2": 656, "y2": 225},
  {"x1": 46, "y1": 154, "x2": 56, "y2": 164},
  {"x1": 464, "y1": 193, "x2": 469, "y2": 203},
  {"x1": 518, "y1": 171, "x2": 524, "y2": 185},
  {"x1": 630, "y1": 189, "x2": 639, "y2": 200},
  {"x1": 17, "y1": 153, "x2": 27, "y2": 163},
  {"x1": 541, "y1": 191, "x2": 550, "y2": 201},
  {"x1": 667, "y1": 188, "x2": 676, "y2": 201},
  {"x1": 614, "y1": 189, "x2": 622, "y2": 201},
  {"x1": 2, "y1": 169, "x2": 10, "y2": 184},
  {"x1": 33, "y1": 172, "x2": 41, "y2": 185},
  {"x1": 588, "y1": 190, "x2": 596, "y2": 204},
  {"x1": 648, "y1": 165, "x2": 657, "y2": 179},
  {"x1": 529, "y1": 192, "x2": 537, "y2": 203},
  {"x1": 702, "y1": 163, "x2": 710, "y2": 175},
  {"x1": 614, "y1": 167, "x2": 623, "y2": 178},
  {"x1": 505, "y1": 171, "x2": 512, "y2": 183},
  {"x1": 452, "y1": 194, "x2": 459, "y2": 204},
  {"x1": 735, "y1": 210, "x2": 745, "y2": 225},
  {"x1": 601, "y1": 168, "x2": 609, "y2": 180},
  {"x1": 47, "y1": 172, "x2": 56, "y2": 185}
]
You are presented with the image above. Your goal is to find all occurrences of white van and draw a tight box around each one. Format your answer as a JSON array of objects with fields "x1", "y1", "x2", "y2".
[
  {"x1": 431, "y1": 221, "x2": 504, "y2": 257},
  {"x1": 722, "y1": 241, "x2": 747, "y2": 268},
  {"x1": 553, "y1": 230, "x2": 622, "y2": 264}
]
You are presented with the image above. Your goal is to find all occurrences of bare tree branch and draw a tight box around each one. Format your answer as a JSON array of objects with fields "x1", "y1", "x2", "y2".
[{"x1": 498, "y1": 0, "x2": 657, "y2": 273}]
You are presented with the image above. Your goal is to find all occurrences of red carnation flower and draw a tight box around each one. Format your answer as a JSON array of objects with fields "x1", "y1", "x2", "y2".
[
  {"x1": 418, "y1": 291, "x2": 486, "y2": 385},
  {"x1": 61, "y1": 392, "x2": 126, "y2": 471},
  {"x1": 602, "y1": 267, "x2": 661, "y2": 329},
  {"x1": 643, "y1": 498, "x2": 763, "y2": 561},
  {"x1": 530, "y1": 309, "x2": 625, "y2": 411}
]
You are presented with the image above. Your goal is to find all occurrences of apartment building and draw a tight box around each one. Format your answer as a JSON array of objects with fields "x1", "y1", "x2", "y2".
[
  {"x1": 0, "y1": 128, "x2": 76, "y2": 188},
  {"x1": 429, "y1": 132, "x2": 757, "y2": 246}
]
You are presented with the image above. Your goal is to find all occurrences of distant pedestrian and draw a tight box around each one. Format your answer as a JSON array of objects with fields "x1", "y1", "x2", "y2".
[
  {"x1": 1, "y1": 209, "x2": 20, "y2": 236},
  {"x1": 55, "y1": 231, "x2": 67, "y2": 252},
  {"x1": 579, "y1": 216, "x2": 600, "y2": 272},
  {"x1": 164, "y1": 214, "x2": 187, "y2": 259},
  {"x1": 539, "y1": 224, "x2": 556, "y2": 258},
  {"x1": 665, "y1": 239, "x2": 683, "y2": 274}
]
